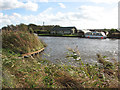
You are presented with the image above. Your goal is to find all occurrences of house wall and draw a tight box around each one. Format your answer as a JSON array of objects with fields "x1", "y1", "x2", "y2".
[
  {"x1": 50, "y1": 30, "x2": 56, "y2": 34},
  {"x1": 72, "y1": 28, "x2": 75, "y2": 34},
  {"x1": 50, "y1": 27, "x2": 77, "y2": 35},
  {"x1": 63, "y1": 30, "x2": 71, "y2": 34},
  {"x1": 56, "y1": 30, "x2": 63, "y2": 34}
]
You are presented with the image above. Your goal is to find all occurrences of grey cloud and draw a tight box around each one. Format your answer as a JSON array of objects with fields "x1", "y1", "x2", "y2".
[{"x1": 0, "y1": 0, "x2": 38, "y2": 11}]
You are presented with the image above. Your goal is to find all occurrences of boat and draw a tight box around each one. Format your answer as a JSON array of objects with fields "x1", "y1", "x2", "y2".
[{"x1": 84, "y1": 31, "x2": 107, "y2": 39}]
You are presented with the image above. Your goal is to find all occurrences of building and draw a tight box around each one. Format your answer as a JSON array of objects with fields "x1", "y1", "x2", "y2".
[
  {"x1": 77, "y1": 29, "x2": 85, "y2": 37},
  {"x1": 50, "y1": 26, "x2": 77, "y2": 35}
]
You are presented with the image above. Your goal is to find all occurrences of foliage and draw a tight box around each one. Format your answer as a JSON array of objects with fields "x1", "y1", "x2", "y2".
[
  {"x1": 2, "y1": 23, "x2": 60, "y2": 34},
  {"x1": 38, "y1": 34, "x2": 79, "y2": 37},
  {"x1": 110, "y1": 28, "x2": 117, "y2": 33},
  {"x1": 2, "y1": 47, "x2": 120, "y2": 88},
  {"x1": 2, "y1": 30, "x2": 45, "y2": 54},
  {"x1": 66, "y1": 48, "x2": 119, "y2": 88}
]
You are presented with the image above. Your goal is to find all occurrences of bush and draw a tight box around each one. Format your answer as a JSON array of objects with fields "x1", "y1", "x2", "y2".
[{"x1": 2, "y1": 30, "x2": 45, "y2": 54}]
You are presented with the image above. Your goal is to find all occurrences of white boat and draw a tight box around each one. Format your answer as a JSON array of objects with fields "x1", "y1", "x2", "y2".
[{"x1": 85, "y1": 31, "x2": 107, "y2": 39}]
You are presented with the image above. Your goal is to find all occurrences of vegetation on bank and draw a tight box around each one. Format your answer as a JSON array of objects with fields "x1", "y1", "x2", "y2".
[
  {"x1": 38, "y1": 34, "x2": 79, "y2": 37},
  {"x1": 2, "y1": 30, "x2": 46, "y2": 55},
  {"x1": 2, "y1": 45, "x2": 120, "y2": 88},
  {"x1": 2, "y1": 24, "x2": 120, "y2": 88},
  {"x1": 107, "y1": 28, "x2": 120, "y2": 38},
  {"x1": 2, "y1": 30, "x2": 47, "y2": 88},
  {"x1": 2, "y1": 23, "x2": 60, "y2": 35}
]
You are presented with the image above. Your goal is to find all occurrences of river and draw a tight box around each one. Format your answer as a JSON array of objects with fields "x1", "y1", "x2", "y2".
[{"x1": 39, "y1": 36, "x2": 118, "y2": 65}]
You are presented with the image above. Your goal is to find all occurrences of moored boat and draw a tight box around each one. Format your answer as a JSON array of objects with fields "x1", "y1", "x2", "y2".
[{"x1": 85, "y1": 31, "x2": 107, "y2": 39}]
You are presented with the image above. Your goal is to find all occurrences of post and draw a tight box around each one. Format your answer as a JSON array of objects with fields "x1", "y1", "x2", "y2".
[{"x1": 43, "y1": 21, "x2": 44, "y2": 30}]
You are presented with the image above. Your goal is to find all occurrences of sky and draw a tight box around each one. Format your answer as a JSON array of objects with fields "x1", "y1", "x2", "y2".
[{"x1": 0, "y1": 0, "x2": 119, "y2": 29}]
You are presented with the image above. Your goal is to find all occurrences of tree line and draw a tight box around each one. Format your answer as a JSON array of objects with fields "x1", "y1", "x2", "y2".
[{"x1": 1, "y1": 23, "x2": 60, "y2": 34}]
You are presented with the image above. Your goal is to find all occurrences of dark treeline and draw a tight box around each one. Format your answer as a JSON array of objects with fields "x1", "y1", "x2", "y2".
[
  {"x1": 1, "y1": 23, "x2": 60, "y2": 34},
  {"x1": 106, "y1": 28, "x2": 120, "y2": 38}
]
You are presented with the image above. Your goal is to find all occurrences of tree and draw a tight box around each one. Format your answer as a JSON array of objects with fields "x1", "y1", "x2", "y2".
[
  {"x1": 18, "y1": 23, "x2": 28, "y2": 31},
  {"x1": 110, "y1": 28, "x2": 116, "y2": 33}
]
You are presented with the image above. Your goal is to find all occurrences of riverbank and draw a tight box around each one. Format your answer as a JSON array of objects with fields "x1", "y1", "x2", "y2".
[
  {"x1": 38, "y1": 34, "x2": 82, "y2": 37},
  {"x1": 2, "y1": 29, "x2": 120, "y2": 88},
  {"x1": 2, "y1": 46, "x2": 120, "y2": 88},
  {"x1": 2, "y1": 30, "x2": 47, "y2": 88},
  {"x1": 38, "y1": 34, "x2": 120, "y2": 39}
]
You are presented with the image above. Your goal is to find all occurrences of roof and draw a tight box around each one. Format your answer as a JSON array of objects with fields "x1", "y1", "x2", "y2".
[
  {"x1": 80, "y1": 29, "x2": 91, "y2": 33},
  {"x1": 77, "y1": 29, "x2": 84, "y2": 33}
]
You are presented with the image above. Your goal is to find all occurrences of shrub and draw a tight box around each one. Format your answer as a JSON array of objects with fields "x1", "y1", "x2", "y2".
[{"x1": 2, "y1": 30, "x2": 44, "y2": 54}]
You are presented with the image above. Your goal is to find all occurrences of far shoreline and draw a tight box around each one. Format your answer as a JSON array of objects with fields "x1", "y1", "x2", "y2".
[{"x1": 38, "y1": 34, "x2": 120, "y2": 39}]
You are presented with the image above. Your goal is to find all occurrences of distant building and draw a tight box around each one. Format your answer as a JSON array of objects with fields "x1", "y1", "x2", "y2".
[
  {"x1": 77, "y1": 29, "x2": 85, "y2": 37},
  {"x1": 88, "y1": 29, "x2": 109, "y2": 35},
  {"x1": 89, "y1": 29, "x2": 105, "y2": 32},
  {"x1": 50, "y1": 26, "x2": 77, "y2": 35},
  {"x1": 81, "y1": 29, "x2": 91, "y2": 33}
]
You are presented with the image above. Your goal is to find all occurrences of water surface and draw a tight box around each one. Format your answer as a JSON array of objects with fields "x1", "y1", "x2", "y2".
[{"x1": 39, "y1": 36, "x2": 118, "y2": 64}]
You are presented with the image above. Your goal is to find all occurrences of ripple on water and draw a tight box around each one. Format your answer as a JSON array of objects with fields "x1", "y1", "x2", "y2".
[{"x1": 39, "y1": 36, "x2": 118, "y2": 64}]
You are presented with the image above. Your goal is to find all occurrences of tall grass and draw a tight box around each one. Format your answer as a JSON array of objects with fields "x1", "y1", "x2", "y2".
[
  {"x1": 2, "y1": 47, "x2": 120, "y2": 88},
  {"x1": 2, "y1": 30, "x2": 45, "y2": 54}
]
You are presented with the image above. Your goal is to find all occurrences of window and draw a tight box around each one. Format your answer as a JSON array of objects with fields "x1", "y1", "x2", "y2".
[
  {"x1": 86, "y1": 32, "x2": 91, "y2": 35},
  {"x1": 93, "y1": 33, "x2": 96, "y2": 35},
  {"x1": 96, "y1": 33, "x2": 100, "y2": 36}
]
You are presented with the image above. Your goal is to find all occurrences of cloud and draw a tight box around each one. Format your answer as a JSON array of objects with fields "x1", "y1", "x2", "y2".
[
  {"x1": 89, "y1": 0, "x2": 119, "y2": 4},
  {"x1": 19, "y1": 0, "x2": 85, "y2": 2},
  {"x1": 0, "y1": 0, "x2": 38, "y2": 11},
  {"x1": 38, "y1": 0, "x2": 48, "y2": 2},
  {"x1": 12, "y1": 13, "x2": 21, "y2": 18},
  {"x1": 19, "y1": 0, "x2": 49, "y2": 2},
  {"x1": 77, "y1": 5, "x2": 117, "y2": 29},
  {"x1": 20, "y1": 0, "x2": 119, "y2": 3},
  {"x1": 0, "y1": 13, "x2": 11, "y2": 27},
  {"x1": 0, "y1": 0, "x2": 23, "y2": 10},
  {"x1": 0, "y1": 5, "x2": 118, "y2": 29},
  {"x1": 22, "y1": 1, "x2": 38, "y2": 11},
  {"x1": 79, "y1": 6, "x2": 105, "y2": 20},
  {"x1": 5, "y1": 0, "x2": 119, "y2": 3},
  {"x1": 58, "y1": 3, "x2": 66, "y2": 8}
]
